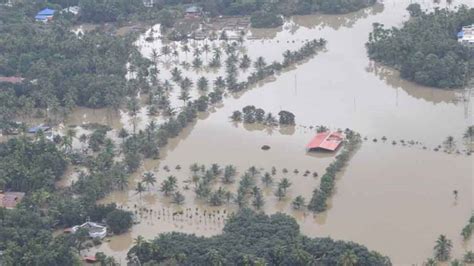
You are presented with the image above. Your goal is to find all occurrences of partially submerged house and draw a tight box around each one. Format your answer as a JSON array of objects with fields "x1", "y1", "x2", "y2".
[
  {"x1": 0, "y1": 192, "x2": 25, "y2": 209},
  {"x1": 458, "y1": 25, "x2": 474, "y2": 46},
  {"x1": 35, "y1": 8, "x2": 55, "y2": 22},
  {"x1": 307, "y1": 131, "x2": 344, "y2": 152},
  {"x1": 71, "y1": 222, "x2": 107, "y2": 239}
]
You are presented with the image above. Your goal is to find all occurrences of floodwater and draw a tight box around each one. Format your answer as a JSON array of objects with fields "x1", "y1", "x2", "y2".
[{"x1": 68, "y1": 0, "x2": 474, "y2": 264}]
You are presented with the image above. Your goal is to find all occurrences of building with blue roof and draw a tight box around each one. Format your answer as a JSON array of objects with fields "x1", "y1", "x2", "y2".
[{"x1": 35, "y1": 8, "x2": 56, "y2": 22}]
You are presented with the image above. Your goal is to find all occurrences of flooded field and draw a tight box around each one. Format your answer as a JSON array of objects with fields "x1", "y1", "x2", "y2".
[{"x1": 54, "y1": 0, "x2": 474, "y2": 264}]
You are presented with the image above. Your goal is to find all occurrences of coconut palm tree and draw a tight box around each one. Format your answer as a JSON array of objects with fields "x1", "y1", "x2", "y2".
[
  {"x1": 160, "y1": 176, "x2": 177, "y2": 196},
  {"x1": 151, "y1": 48, "x2": 159, "y2": 64},
  {"x1": 136, "y1": 182, "x2": 146, "y2": 199},
  {"x1": 171, "y1": 67, "x2": 182, "y2": 82},
  {"x1": 434, "y1": 235, "x2": 452, "y2": 261},
  {"x1": 252, "y1": 186, "x2": 264, "y2": 210},
  {"x1": 275, "y1": 186, "x2": 286, "y2": 201},
  {"x1": 261, "y1": 172, "x2": 273, "y2": 186},
  {"x1": 161, "y1": 45, "x2": 171, "y2": 59},
  {"x1": 240, "y1": 54, "x2": 251, "y2": 69},
  {"x1": 424, "y1": 258, "x2": 436, "y2": 266},
  {"x1": 192, "y1": 57, "x2": 203, "y2": 69},
  {"x1": 178, "y1": 90, "x2": 191, "y2": 105},
  {"x1": 202, "y1": 44, "x2": 211, "y2": 60},
  {"x1": 278, "y1": 178, "x2": 291, "y2": 192},
  {"x1": 142, "y1": 172, "x2": 157, "y2": 190},
  {"x1": 223, "y1": 165, "x2": 237, "y2": 183},
  {"x1": 193, "y1": 47, "x2": 202, "y2": 57},
  {"x1": 197, "y1": 77, "x2": 209, "y2": 91},
  {"x1": 181, "y1": 44, "x2": 190, "y2": 59},
  {"x1": 214, "y1": 76, "x2": 226, "y2": 90},
  {"x1": 247, "y1": 166, "x2": 259, "y2": 177},
  {"x1": 180, "y1": 77, "x2": 193, "y2": 91},
  {"x1": 190, "y1": 163, "x2": 200, "y2": 174},
  {"x1": 338, "y1": 250, "x2": 358, "y2": 266},
  {"x1": 173, "y1": 191, "x2": 185, "y2": 204}
]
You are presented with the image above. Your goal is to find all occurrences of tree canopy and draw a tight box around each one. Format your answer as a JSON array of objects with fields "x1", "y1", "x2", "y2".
[
  {"x1": 366, "y1": 6, "x2": 474, "y2": 88},
  {"x1": 127, "y1": 209, "x2": 391, "y2": 265}
]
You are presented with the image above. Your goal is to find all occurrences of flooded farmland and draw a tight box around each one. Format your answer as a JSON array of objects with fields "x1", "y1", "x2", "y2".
[{"x1": 67, "y1": 0, "x2": 474, "y2": 264}]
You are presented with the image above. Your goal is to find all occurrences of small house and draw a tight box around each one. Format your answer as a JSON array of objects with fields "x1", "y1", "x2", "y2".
[
  {"x1": 71, "y1": 222, "x2": 107, "y2": 239},
  {"x1": 0, "y1": 192, "x2": 25, "y2": 209},
  {"x1": 458, "y1": 25, "x2": 474, "y2": 46},
  {"x1": 185, "y1": 6, "x2": 202, "y2": 19},
  {"x1": 35, "y1": 8, "x2": 55, "y2": 22}
]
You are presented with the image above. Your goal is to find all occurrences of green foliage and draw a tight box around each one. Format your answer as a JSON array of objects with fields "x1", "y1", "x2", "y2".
[
  {"x1": 106, "y1": 209, "x2": 133, "y2": 234},
  {"x1": 0, "y1": 137, "x2": 67, "y2": 192},
  {"x1": 366, "y1": 6, "x2": 474, "y2": 88},
  {"x1": 127, "y1": 209, "x2": 391, "y2": 265}
]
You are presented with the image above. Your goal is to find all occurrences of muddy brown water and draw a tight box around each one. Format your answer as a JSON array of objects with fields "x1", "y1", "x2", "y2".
[{"x1": 39, "y1": 0, "x2": 474, "y2": 264}]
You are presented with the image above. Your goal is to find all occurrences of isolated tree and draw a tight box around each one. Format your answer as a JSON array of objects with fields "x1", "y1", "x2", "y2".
[
  {"x1": 292, "y1": 196, "x2": 305, "y2": 210},
  {"x1": 434, "y1": 235, "x2": 452, "y2": 261},
  {"x1": 261, "y1": 172, "x2": 273, "y2": 187},
  {"x1": 135, "y1": 182, "x2": 146, "y2": 199}
]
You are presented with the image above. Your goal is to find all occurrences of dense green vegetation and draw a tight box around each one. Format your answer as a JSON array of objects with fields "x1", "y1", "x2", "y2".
[
  {"x1": 127, "y1": 209, "x2": 390, "y2": 265},
  {"x1": 231, "y1": 105, "x2": 295, "y2": 125},
  {"x1": 0, "y1": 137, "x2": 67, "y2": 192},
  {"x1": 0, "y1": 134, "x2": 134, "y2": 263},
  {"x1": 308, "y1": 129, "x2": 361, "y2": 213},
  {"x1": 366, "y1": 5, "x2": 474, "y2": 88}
]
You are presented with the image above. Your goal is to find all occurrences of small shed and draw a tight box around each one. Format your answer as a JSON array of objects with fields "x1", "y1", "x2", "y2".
[
  {"x1": 307, "y1": 131, "x2": 344, "y2": 152},
  {"x1": 35, "y1": 8, "x2": 55, "y2": 22}
]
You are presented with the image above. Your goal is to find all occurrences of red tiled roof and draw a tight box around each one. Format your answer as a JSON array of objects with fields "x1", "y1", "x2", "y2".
[
  {"x1": 0, "y1": 76, "x2": 24, "y2": 84},
  {"x1": 84, "y1": 256, "x2": 97, "y2": 262},
  {"x1": 0, "y1": 192, "x2": 25, "y2": 208},
  {"x1": 307, "y1": 131, "x2": 343, "y2": 151}
]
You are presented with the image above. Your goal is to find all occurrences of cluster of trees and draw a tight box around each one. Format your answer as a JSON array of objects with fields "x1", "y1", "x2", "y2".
[
  {"x1": 127, "y1": 209, "x2": 391, "y2": 265},
  {"x1": 0, "y1": 132, "x2": 135, "y2": 263},
  {"x1": 366, "y1": 5, "x2": 474, "y2": 88},
  {"x1": 308, "y1": 129, "x2": 361, "y2": 213},
  {"x1": 231, "y1": 105, "x2": 295, "y2": 126},
  {"x1": 0, "y1": 137, "x2": 67, "y2": 192}
]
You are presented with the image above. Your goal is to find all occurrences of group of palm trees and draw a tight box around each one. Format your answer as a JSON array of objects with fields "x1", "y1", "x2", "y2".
[
  {"x1": 424, "y1": 234, "x2": 473, "y2": 265},
  {"x1": 131, "y1": 163, "x2": 319, "y2": 213}
]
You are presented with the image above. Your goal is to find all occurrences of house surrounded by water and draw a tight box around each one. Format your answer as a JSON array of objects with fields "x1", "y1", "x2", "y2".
[{"x1": 457, "y1": 25, "x2": 474, "y2": 46}]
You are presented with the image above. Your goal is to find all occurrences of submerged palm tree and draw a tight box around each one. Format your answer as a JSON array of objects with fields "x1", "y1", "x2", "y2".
[{"x1": 434, "y1": 235, "x2": 452, "y2": 261}]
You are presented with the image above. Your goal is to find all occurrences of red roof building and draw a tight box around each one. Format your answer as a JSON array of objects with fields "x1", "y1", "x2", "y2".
[
  {"x1": 307, "y1": 131, "x2": 344, "y2": 152},
  {"x1": 0, "y1": 192, "x2": 25, "y2": 209}
]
